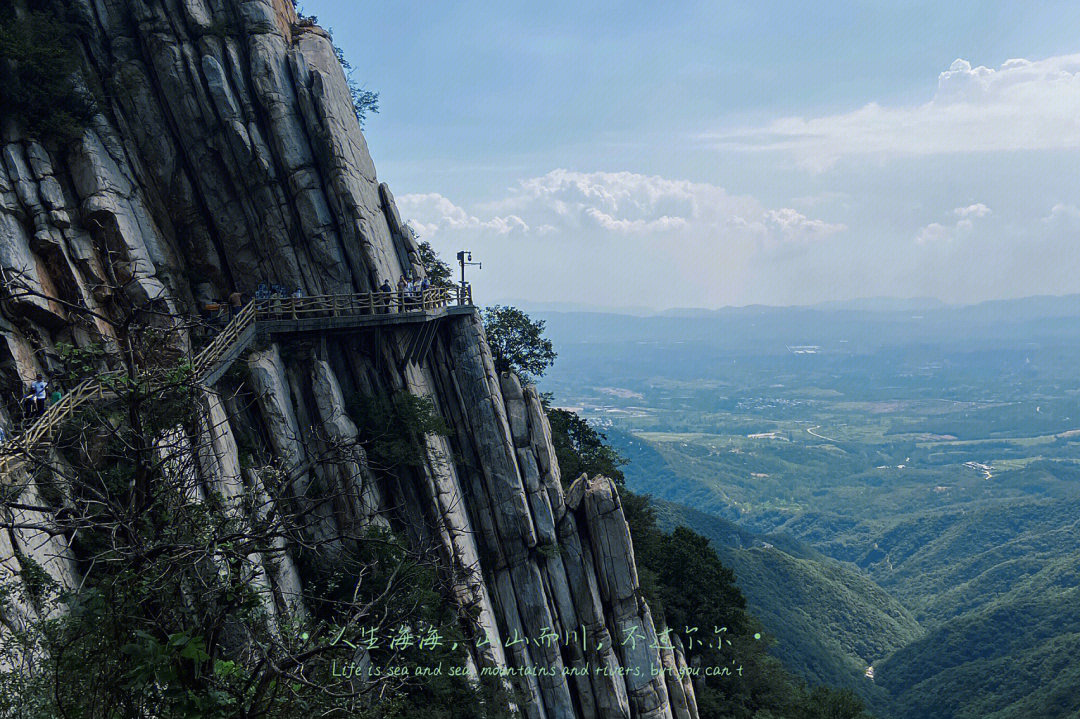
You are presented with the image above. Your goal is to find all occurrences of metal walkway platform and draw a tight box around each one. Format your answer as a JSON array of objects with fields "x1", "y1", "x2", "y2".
[{"x1": 1, "y1": 286, "x2": 475, "y2": 476}]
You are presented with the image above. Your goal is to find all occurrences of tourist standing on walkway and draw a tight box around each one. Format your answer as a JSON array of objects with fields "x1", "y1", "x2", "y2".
[
  {"x1": 228, "y1": 291, "x2": 244, "y2": 318},
  {"x1": 380, "y1": 279, "x2": 393, "y2": 312},
  {"x1": 420, "y1": 275, "x2": 430, "y2": 302},
  {"x1": 30, "y1": 375, "x2": 48, "y2": 416},
  {"x1": 397, "y1": 276, "x2": 407, "y2": 312},
  {"x1": 270, "y1": 284, "x2": 286, "y2": 316}
]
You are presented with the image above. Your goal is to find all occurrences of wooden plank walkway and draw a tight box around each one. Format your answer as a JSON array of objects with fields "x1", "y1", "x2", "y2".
[{"x1": 0, "y1": 286, "x2": 474, "y2": 476}]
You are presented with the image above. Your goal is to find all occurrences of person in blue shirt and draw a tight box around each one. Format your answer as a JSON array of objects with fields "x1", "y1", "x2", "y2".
[
  {"x1": 30, "y1": 375, "x2": 48, "y2": 416},
  {"x1": 419, "y1": 276, "x2": 431, "y2": 307}
]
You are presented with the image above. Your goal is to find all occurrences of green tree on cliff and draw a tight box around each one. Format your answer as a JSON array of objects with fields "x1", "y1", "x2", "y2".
[
  {"x1": 0, "y1": 5, "x2": 96, "y2": 143},
  {"x1": 544, "y1": 405, "x2": 627, "y2": 483},
  {"x1": 416, "y1": 239, "x2": 455, "y2": 288},
  {"x1": 481, "y1": 305, "x2": 557, "y2": 378},
  {"x1": 327, "y1": 33, "x2": 380, "y2": 127}
]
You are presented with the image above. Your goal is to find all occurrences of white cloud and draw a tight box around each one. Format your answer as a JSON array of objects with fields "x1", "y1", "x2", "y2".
[
  {"x1": 915, "y1": 222, "x2": 952, "y2": 245},
  {"x1": 395, "y1": 193, "x2": 528, "y2": 237},
  {"x1": 917, "y1": 203, "x2": 993, "y2": 243},
  {"x1": 582, "y1": 207, "x2": 687, "y2": 233},
  {"x1": 705, "y1": 54, "x2": 1080, "y2": 169},
  {"x1": 399, "y1": 170, "x2": 847, "y2": 308},
  {"x1": 401, "y1": 169, "x2": 844, "y2": 244},
  {"x1": 954, "y1": 203, "x2": 992, "y2": 219},
  {"x1": 952, "y1": 203, "x2": 992, "y2": 230},
  {"x1": 1042, "y1": 203, "x2": 1080, "y2": 226},
  {"x1": 767, "y1": 207, "x2": 846, "y2": 240}
]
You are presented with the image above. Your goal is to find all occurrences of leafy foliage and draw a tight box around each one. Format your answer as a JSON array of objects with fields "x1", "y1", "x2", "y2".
[
  {"x1": 624, "y1": 490, "x2": 874, "y2": 719},
  {"x1": 55, "y1": 341, "x2": 111, "y2": 385},
  {"x1": 793, "y1": 688, "x2": 874, "y2": 719},
  {"x1": 654, "y1": 500, "x2": 917, "y2": 711},
  {"x1": 867, "y1": 500, "x2": 1080, "y2": 719},
  {"x1": 347, "y1": 391, "x2": 449, "y2": 472},
  {"x1": 0, "y1": 6, "x2": 96, "y2": 143},
  {"x1": 350, "y1": 87, "x2": 380, "y2": 126},
  {"x1": 330, "y1": 39, "x2": 379, "y2": 127},
  {"x1": 481, "y1": 306, "x2": 557, "y2": 378},
  {"x1": 0, "y1": 325, "x2": 499, "y2": 717},
  {"x1": 544, "y1": 404, "x2": 627, "y2": 483},
  {"x1": 417, "y1": 240, "x2": 455, "y2": 288},
  {"x1": 624, "y1": 496, "x2": 785, "y2": 717}
]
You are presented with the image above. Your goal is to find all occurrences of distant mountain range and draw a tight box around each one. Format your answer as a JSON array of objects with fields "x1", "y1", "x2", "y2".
[{"x1": 505, "y1": 293, "x2": 1080, "y2": 320}]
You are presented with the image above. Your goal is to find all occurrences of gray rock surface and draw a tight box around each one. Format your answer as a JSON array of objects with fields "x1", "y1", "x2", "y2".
[{"x1": 0, "y1": 3, "x2": 697, "y2": 717}]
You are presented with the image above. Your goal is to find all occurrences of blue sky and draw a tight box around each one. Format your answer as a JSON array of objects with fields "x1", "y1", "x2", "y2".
[{"x1": 312, "y1": 1, "x2": 1080, "y2": 310}]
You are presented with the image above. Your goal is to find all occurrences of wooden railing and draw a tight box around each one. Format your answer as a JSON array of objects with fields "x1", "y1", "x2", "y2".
[
  {"x1": 191, "y1": 301, "x2": 256, "y2": 377},
  {"x1": 0, "y1": 374, "x2": 121, "y2": 476},
  {"x1": 0, "y1": 284, "x2": 473, "y2": 476},
  {"x1": 250, "y1": 285, "x2": 466, "y2": 320}
]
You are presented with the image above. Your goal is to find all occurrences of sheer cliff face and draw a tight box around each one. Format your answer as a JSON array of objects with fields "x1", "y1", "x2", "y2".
[{"x1": 0, "y1": 2, "x2": 696, "y2": 717}]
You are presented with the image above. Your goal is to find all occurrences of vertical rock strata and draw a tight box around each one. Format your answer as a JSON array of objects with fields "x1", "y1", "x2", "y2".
[{"x1": 0, "y1": 2, "x2": 696, "y2": 716}]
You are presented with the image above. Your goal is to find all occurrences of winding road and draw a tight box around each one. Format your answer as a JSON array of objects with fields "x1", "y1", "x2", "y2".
[{"x1": 807, "y1": 425, "x2": 840, "y2": 442}]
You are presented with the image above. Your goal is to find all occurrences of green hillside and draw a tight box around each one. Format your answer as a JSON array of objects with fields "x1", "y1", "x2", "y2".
[
  {"x1": 647, "y1": 474, "x2": 1080, "y2": 719},
  {"x1": 856, "y1": 500, "x2": 1080, "y2": 719},
  {"x1": 878, "y1": 552, "x2": 1080, "y2": 719},
  {"x1": 860, "y1": 498, "x2": 1080, "y2": 621},
  {"x1": 653, "y1": 501, "x2": 921, "y2": 709}
]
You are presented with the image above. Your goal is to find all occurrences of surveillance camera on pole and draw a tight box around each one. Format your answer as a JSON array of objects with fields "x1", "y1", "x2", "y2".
[{"x1": 457, "y1": 251, "x2": 481, "y2": 304}]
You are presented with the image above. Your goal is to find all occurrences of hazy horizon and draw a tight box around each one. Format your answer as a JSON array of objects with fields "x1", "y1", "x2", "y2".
[{"x1": 496, "y1": 290, "x2": 1080, "y2": 317}]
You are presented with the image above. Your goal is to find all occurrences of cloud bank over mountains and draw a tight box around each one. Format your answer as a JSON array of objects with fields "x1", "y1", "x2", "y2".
[
  {"x1": 705, "y1": 54, "x2": 1080, "y2": 170},
  {"x1": 400, "y1": 169, "x2": 845, "y2": 244}
]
